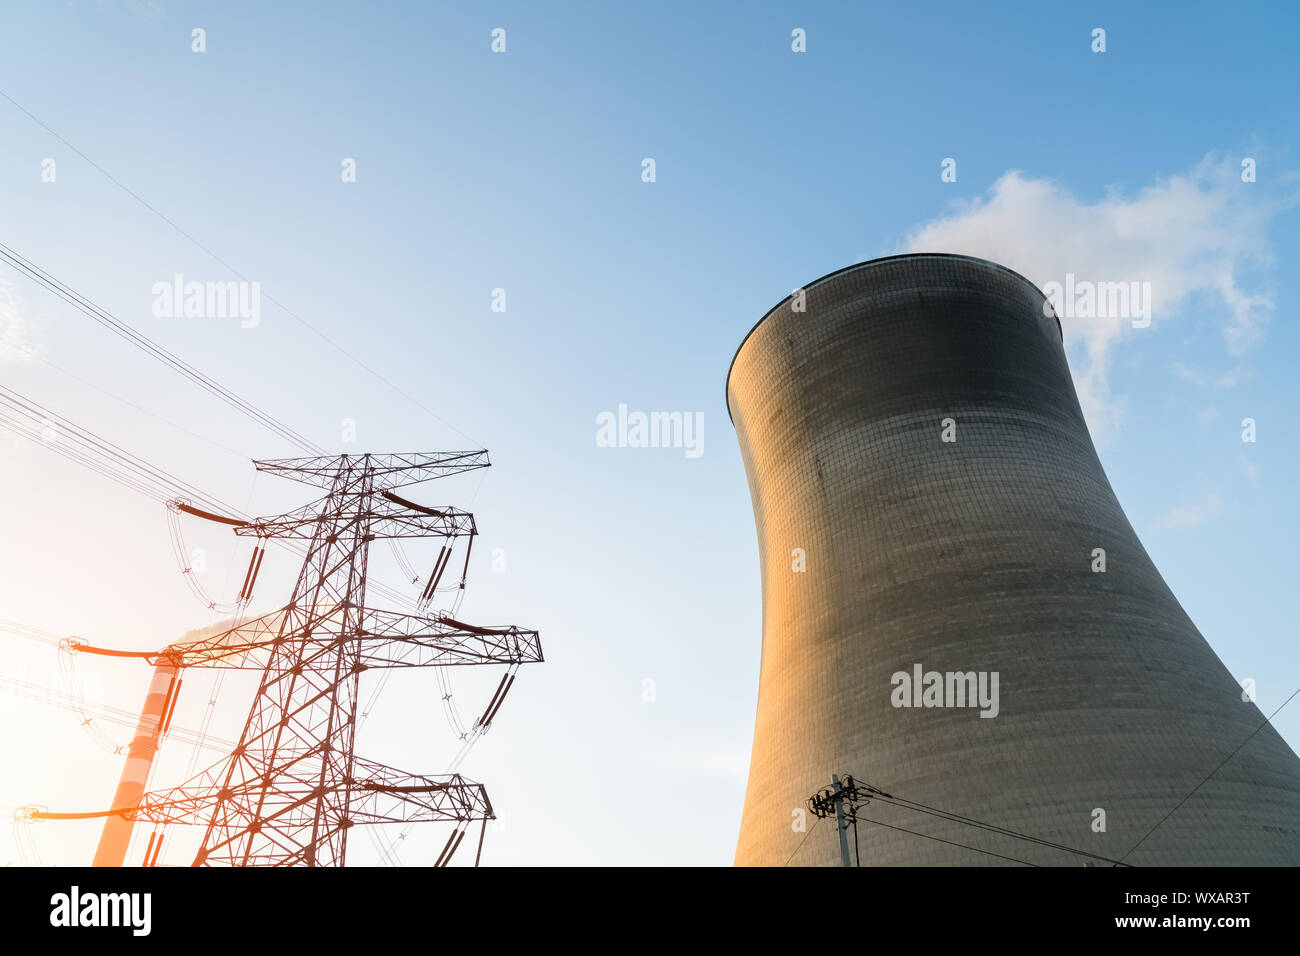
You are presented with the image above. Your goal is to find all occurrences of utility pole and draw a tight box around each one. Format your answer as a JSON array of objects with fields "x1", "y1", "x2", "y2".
[
  {"x1": 807, "y1": 773, "x2": 875, "y2": 867},
  {"x1": 831, "y1": 774, "x2": 852, "y2": 867}
]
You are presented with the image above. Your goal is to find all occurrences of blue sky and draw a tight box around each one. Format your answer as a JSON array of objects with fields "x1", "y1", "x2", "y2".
[{"x1": 0, "y1": 1, "x2": 1296, "y2": 865}]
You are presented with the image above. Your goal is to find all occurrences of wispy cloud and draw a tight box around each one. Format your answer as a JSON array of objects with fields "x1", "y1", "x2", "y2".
[
  {"x1": 902, "y1": 153, "x2": 1291, "y2": 440},
  {"x1": 1156, "y1": 493, "x2": 1224, "y2": 531},
  {"x1": 1173, "y1": 361, "x2": 1244, "y2": 390}
]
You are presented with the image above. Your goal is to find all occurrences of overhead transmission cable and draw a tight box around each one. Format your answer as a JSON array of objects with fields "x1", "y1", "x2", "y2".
[
  {"x1": 0, "y1": 383, "x2": 416, "y2": 612},
  {"x1": 850, "y1": 777, "x2": 1132, "y2": 867},
  {"x1": 6, "y1": 338, "x2": 249, "y2": 459},
  {"x1": 1117, "y1": 683, "x2": 1300, "y2": 863},
  {"x1": 0, "y1": 384, "x2": 228, "y2": 511},
  {"x1": 0, "y1": 241, "x2": 323, "y2": 455},
  {"x1": 4, "y1": 383, "x2": 501, "y2": 861},
  {"x1": 853, "y1": 814, "x2": 1040, "y2": 867},
  {"x1": 0, "y1": 86, "x2": 477, "y2": 447},
  {"x1": 2, "y1": 230, "x2": 495, "y2": 862},
  {"x1": 783, "y1": 817, "x2": 822, "y2": 867},
  {"x1": 0, "y1": 672, "x2": 236, "y2": 753}
]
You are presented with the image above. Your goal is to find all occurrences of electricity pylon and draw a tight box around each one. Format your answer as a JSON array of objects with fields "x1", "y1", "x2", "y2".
[{"x1": 131, "y1": 451, "x2": 542, "y2": 866}]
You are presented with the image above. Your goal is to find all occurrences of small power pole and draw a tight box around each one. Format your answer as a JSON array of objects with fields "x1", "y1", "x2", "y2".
[
  {"x1": 807, "y1": 773, "x2": 879, "y2": 867},
  {"x1": 831, "y1": 775, "x2": 852, "y2": 866}
]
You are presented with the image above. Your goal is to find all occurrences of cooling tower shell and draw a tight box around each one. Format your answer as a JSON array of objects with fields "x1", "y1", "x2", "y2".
[{"x1": 726, "y1": 253, "x2": 1300, "y2": 866}]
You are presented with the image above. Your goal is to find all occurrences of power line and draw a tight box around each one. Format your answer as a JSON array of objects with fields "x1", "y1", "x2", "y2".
[
  {"x1": 0, "y1": 256, "x2": 463, "y2": 614},
  {"x1": 0, "y1": 673, "x2": 236, "y2": 753},
  {"x1": 0, "y1": 617, "x2": 236, "y2": 756},
  {"x1": 98, "y1": 453, "x2": 533, "y2": 868},
  {"x1": 1118, "y1": 684, "x2": 1300, "y2": 863},
  {"x1": 6, "y1": 338, "x2": 249, "y2": 460},
  {"x1": 0, "y1": 384, "x2": 228, "y2": 511},
  {"x1": 0, "y1": 415, "x2": 175, "y2": 504},
  {"x1": 854, "y1": 814, "x2": 1040, "y2": 867},
  {"x1": 811, "y1": 774, "x2": 1131, "y2": 867},
  {"x1": 0, "y1": 96, "x2": 506, "y2": 866},
  {"x1": 0, "y1": 242, "x2": 323, "y2": 454},
  {"x1": 3, "y1": 384, "x2": 496, "y2": 862},
  {"x1": 0, "y1": 86, "x2": 477, "y2": 447},
  {"x1": 783, "y1": 816, "x2": 821, "y2": 867},
  {"x1": 860, "y1": 783, "x2": 1132, "y2": 867},
  {"x1": 0, "y1": 382, "x2": 419, "y2": 613},
  {"x1": 0, "y1": 617, "x2": 68, "y2": 649}
]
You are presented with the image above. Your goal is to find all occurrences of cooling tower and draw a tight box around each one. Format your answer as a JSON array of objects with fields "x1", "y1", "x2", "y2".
[{"x1": 727, "y1": 253, "x2": 1300, "y2": 866}]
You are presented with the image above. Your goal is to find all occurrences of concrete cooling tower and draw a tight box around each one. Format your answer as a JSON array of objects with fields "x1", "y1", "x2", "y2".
[{"x1": 726, "y1": 253, "x2": 1300, "y2": 866}]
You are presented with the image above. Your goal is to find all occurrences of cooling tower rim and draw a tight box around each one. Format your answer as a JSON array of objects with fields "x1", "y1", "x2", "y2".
[{"x1": 725, "y1": 252, "x2": 1057, "y2": 423}]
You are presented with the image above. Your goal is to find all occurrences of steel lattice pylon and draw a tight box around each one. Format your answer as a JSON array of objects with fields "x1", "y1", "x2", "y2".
[{"x1": 137, "y1": 451, "x2": 542, "y2": 867}]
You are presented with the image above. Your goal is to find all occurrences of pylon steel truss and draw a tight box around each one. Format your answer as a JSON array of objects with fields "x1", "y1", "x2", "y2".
[{"x1": 134, "y1": 452, "x2": 541, "y2": 866}]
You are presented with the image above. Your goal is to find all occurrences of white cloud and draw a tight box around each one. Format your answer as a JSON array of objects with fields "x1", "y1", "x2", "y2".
[
  {"x1": 902, "y1": 154, "x2": 1290, "y2": 439},
  {"x1": 1156, "y1": 493, "x2": 1224, "y2": 531}
]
